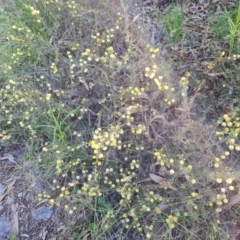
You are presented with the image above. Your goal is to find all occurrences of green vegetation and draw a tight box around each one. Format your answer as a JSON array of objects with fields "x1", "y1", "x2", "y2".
[
  {"x1": 164, "y1": 7, "x2": 183, "y2": 43},
  {"x1": 211, "y1": 4, "x2": 240, "y2": 54},
  {"x1": 227, "y1": 4, "x2": 240, "y2": 54},
  {"x1": 1, "y1": 0, "x2": 240, "y2": 239}
]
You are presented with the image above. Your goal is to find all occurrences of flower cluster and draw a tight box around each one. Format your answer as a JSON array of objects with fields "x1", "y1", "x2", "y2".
[
  {"x1": 91, "y1": 29, "x2": 115, "y2": 47},
  {"x1": 146, "y1": 44, "x2": 160, "y2": 58},
  {"x1": 89, "y1": 125, "x2": 124, "y2": 165},
  {"x1": 179, "y1": 72, "x2": 191, "y2": 88},
  {"x1": 166, "y1": 215, "x2": 178, "y2": 229},
  {"x1": 217, "y1": 113, "x2": 240, "y2": 151}
]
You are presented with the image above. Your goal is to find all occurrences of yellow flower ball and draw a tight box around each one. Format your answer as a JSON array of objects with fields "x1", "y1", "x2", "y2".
[
  {"x1": 226, "y1": 178, "x2": 233, "y2": 184},
  {"x1": 228, "y1": 145, "x2": 234, "y2": 150},
  {"x1": 216, "y1": 178, "x2": 222, "y2": 183},
  {"x1": 191, "y1": 179, "x2": 196, "y2": 184}
]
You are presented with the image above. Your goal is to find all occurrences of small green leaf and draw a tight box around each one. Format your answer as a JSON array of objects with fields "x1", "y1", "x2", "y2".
[{"x1": 88, "y1": 223, "x2": 96, "y2": 231}]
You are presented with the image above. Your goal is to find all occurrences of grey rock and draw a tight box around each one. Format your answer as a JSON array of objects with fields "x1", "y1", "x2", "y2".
[
  {"x1": 0, "y1": 216, "x2": 11, "y2": 240},
  {"x1": 32, "y1": 206, "x2": 53, "y2": 221}
]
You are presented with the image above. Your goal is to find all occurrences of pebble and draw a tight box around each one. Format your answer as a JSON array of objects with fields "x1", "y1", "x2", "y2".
[
  {"x1": 0, "y1": 216, "x2": 11, "y2": 240},
  {"x1": 32, "y1": 206, "x2": 53, "y2": 221}
]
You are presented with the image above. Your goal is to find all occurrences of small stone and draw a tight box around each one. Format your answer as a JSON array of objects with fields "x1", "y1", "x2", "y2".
[
  {"x1": 32, "y1": 206, "x2": 53, "y2": 221},
  {"x1": 0, "y1": 216, "x2": 11, "y2": 240}
]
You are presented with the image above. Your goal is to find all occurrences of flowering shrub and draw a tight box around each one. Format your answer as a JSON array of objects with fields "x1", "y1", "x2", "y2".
[{"x1": 1, "y1": 0, "x2": 240, "y2": 239}]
